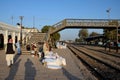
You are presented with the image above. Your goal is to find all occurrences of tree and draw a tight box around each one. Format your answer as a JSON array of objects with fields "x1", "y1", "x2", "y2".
[
  {"x1": 41, "y1": 25, "x2": 60, "y2": 41},
  {"x1": 89, "y1": 32, "x2": 99, "y2": 37},
  {"x1": 41, "y1": 26, "x2": 50, "y2": 33},
  {"x1": 78, "y1": 29, "x2": 88, "y2": 42},
  {"x1": 75, "y1": 38, "x2": 79, "y2": 42},
  {"x1": 103, "y1": 20, "x2": 119, "y2": 40},
  {"x1": 103, "y1": 29, "x2": 117, "y2": 40}
]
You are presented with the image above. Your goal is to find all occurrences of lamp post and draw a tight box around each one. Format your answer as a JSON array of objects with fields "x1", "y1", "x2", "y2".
[
  {"x1": 116, "y1": 22, "x2": 119, "y2": 52},
  {"x1": 11, "y1": 16, "x2": 13, "y2": 25},
  {"x1": 19, "y1": 16, "x2": 23, "y2": 46},
  {"x1": 106, "y1": 8, "x2": 111, "y2": 52}
]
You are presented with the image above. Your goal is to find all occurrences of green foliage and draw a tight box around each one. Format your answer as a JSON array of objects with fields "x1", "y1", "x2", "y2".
[
  {"x1": 89, "y1": 32, "x2": 99, "y2": 37},
  {"x1": 41, "y1": 25, "x2": 60, "y2": 41},
  {"x1": 104, "y1": 20, "x2": 119, "y2": 40},
  {"x1": 103, "y1": 29, "x2": 117, "y2": 40},
  {"x1": 51, "y1": 33, "x2": 60, "y2": 41},
  {"x1": 75, "y1": 38, "x2": 81, "y2": 42},
  {"x1": 78, "y1": 29, "x2": 88, "y2": 41},
  {"x1": 41, "y1": 25, "x2": 50, "y2": 33}
]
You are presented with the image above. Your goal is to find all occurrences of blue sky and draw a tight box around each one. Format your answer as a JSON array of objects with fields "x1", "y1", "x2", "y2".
[{"x1": 0, "y1": 0, "x2": 120, "y2": 40}]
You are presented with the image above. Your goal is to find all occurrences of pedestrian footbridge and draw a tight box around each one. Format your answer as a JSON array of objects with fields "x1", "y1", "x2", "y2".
[
  {"x1": 50, "y1": 19, "x2": 120, "y2": 34},
  {"x1": 1, "y1": 18, "x2": 120, "y2": 48}
]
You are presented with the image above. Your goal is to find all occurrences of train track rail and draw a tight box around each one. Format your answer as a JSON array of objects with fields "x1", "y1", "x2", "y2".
[
  {"x1": 68, "y1": 45, "x2": 120, "y2": 80},
  {"x1": 82, "y1": 45, "x2": 120, "y2": 58}
]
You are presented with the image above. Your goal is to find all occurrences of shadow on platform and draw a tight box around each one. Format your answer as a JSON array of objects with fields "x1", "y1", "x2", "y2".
[
  {"x1": 5, "y1": 59, "x2": 21, "y2": 80},
  {"x1": 24, "y1": 58, "x2": 36, "y2": 80},
  {"x1": 14, "y1": 54, "x2": 21, "y2": 63},
  {"x1": 62, "y1": 67, "x2": 80, "y2": 80}
]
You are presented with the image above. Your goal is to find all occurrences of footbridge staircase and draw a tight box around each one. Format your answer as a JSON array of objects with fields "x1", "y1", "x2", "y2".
[{"x1": 27, "y1": 32, "x2": 46, "y2": 44}]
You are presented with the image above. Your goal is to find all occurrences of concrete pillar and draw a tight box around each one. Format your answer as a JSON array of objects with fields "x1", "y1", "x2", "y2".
[
  {"x1": 4, "y1": 30, "x2": 8, "y2": 44},
  {"x1": 16, "y1": 33, "x2": 19, "y2": 41},
  {"x1": 12, "y1": 32, "x2": 16, "y2": 44},
  {"x1": 22, "y1": 33, "x2": 25, "y2": 45},
  {"x1": 26, "y1": 36, "x2": 28, "y2": 44},
  {"x1": 18, "y1": 32, "x2": 20, "y2": 41}
]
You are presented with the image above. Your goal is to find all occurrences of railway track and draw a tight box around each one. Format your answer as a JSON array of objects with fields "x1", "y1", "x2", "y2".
[
  {"x1": 68, "y1": 45, "x2": 120, "y2": 80},
  {"x1": 83, "y1": 45, "x2": 120, "y2": 58}
]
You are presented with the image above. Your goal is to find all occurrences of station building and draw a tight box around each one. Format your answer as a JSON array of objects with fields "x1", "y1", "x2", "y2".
[{"x1": 0, "y1": 22, "x2": 35, "y2": 49}]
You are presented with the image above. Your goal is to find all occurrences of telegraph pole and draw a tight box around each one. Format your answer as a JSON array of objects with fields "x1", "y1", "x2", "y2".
[
  {"x1": 106, "y1": 8, "x2": 111, "y2": 52},
  {"x1": 19, "y1": 16, "x2": 24, "y2": 45},
  {"x1": 11, "y1": 16, "x2": 14, "y2": 25},
  {"x1": 33, "y1": 16, "x2": 35, "y2": 28}
]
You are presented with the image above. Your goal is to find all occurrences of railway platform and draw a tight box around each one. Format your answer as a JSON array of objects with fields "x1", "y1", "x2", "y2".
[{"x1": 0, "y1": 47, "x2": 98, "y2": 80}]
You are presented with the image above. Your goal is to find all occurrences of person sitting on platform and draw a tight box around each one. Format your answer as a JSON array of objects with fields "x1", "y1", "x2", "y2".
[{"x1": 43, "y1": 41, "x2": 49, "y2": 56}]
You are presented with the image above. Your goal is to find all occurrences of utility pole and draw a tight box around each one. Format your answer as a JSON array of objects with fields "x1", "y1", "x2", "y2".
[
  {"x1": 19, "y1": 16, "x2": 24, "y2": 46},
  {"x1": 106, "y1": 8, "x2": 111, "y2": 52},
  {"x1": 11, "y1": 16, "x2": 14, "y2": 25},
  {"x1": 116, "y1": 21, "x2": 119, "y2": 52},
  {"x1": 33, "y1": 16, "x2": 35, "y2": 28},
  {"x1": 106, "y1": 8, "x2": 119, "y2": 52}
]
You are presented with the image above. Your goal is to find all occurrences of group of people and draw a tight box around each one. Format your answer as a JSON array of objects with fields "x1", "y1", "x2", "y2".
[
  {"x1": 5, "y1": 37, "x2": 66, "y2": 69},
  {"x1": 38, "y1": 41, "x2": 50, "y2": 61},
  {"x1": 26, "y1": 42, "x2": 38, "y2": 57},
  {"x1": 56, "y1": 41, "x2": 67, "y2": 49},
  {"x1": 25, "y1": 41, "x2": 51, "y2": 59},
  {"x1": 104, "y1": 40, "x2": 119, "y2": 52},
  {"x1": 26, "y1": 41, "x2": 66, "y2": 69},
  {"x1": 39, "y1": 41, "x2": 66, "y2": 69},
  {"x1": 5, "y1": 36, "x2": 39, "y2": 67}
]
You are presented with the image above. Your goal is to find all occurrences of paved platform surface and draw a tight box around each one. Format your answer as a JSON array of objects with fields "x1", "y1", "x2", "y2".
[{"x1": 0, "y1": 48, "x2": 97, "y2": 80}]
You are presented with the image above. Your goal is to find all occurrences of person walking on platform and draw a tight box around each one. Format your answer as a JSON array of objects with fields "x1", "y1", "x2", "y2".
[
  {"x1": 5, "y1": 37, "x2": 15, "y2": 67},
  {"x1": 16, "y1": 40, "x2": 21, "y2": 55}
]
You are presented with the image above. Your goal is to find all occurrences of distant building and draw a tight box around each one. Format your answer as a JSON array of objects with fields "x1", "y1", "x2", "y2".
[{"x1": 23, "y1": 27, "x2": 40, "y2": 33}]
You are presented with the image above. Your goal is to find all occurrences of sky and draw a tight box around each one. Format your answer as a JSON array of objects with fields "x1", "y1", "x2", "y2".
[{"x1": 0, "y1": 0, "x2": 120, "y2": 40}]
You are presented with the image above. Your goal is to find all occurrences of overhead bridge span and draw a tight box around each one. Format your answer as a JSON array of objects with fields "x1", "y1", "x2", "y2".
[{"x1": 50, "y1": 19, "x2": 120, "y2": 34}]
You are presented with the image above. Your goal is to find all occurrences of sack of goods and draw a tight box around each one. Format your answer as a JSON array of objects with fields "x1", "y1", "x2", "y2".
[
  {"x1": 31, "y1": 50, "x2": 35, "y2": 54},
  {"x1": 42, "y1": 53, "x2": 66, "y2": 69}
]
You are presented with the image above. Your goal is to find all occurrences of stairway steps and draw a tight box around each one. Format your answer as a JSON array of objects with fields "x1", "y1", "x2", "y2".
[{"x1": 27, "y1": 32, "x2": 46, "y2": 44}]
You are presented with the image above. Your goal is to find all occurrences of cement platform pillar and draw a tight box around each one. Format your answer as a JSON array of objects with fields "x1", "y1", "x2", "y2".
[
  {"x1": 4, "y1": 30, "x2": 8, "y2": 44},
  {"x1": 12, "y1": 32, "x2": 16, "y2": 44}
]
